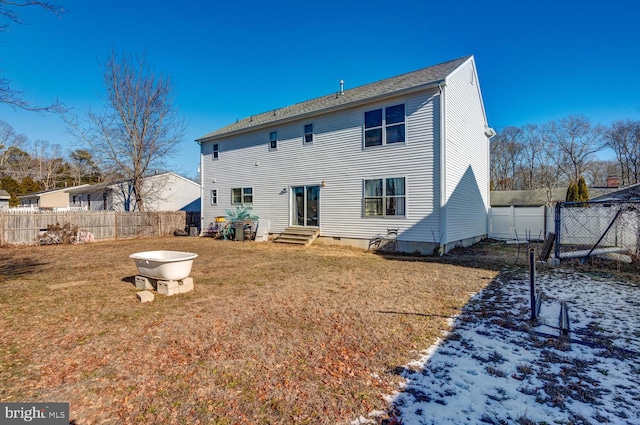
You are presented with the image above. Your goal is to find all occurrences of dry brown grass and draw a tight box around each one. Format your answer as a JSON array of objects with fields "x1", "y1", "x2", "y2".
[{"x1": 0, "y1": 237, "x2": 498, "y2": 424}]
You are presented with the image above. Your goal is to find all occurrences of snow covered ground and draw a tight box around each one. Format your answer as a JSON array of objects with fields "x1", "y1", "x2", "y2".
[{"x1": 377, "y1": 268, "x2": 640, "y2": 424}]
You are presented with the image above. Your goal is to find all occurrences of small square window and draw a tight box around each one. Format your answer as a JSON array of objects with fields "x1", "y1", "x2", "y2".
[
  {"x1": 363, "y1": 104, "x2": 405, "y2": 148},
  {"x1": 269, "y1": 131, "x2": 278, "y2": 150},
  {"x1": 213, "y1": 144, "x2": 219, "y2": 160},
  {"x1": 365, "y1": 109, "x2": 382, "y2": 128},
  {"x1": 363, "y1": 177, "x2": 405, "y2": 217},
  {"x1": 232, "y1": 187, "x2": 253, "y2": 206},
  {"x1": 304, "y1": 124, "x2": 313, "y2": 144}
]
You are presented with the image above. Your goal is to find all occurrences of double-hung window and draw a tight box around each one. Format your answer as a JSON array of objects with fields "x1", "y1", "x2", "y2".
[
  {"x1": 232, "y1": 187, "x2": 253, "y2": 206},
  {"x1": 213, "y1": 143, "x2": 219, "y2": 160},
  {"x1": 211, "y1": 189, "x2": 218, "y2": 205},
  {"x1": 304, "y1": 123, "x2": 313, "y2": 144},
  {"x1": 363, "y1": 177, "x2": 406, "y2": 217},
  {"x1": 269, "y1": 131, "x2": 278, "y2": 150},
  {"x1": 364, "y1": 104, "x2": 405, "y2": 147}
]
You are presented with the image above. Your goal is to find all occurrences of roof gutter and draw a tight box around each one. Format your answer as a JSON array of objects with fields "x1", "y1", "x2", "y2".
[{"x1": 195, "y1": 79, "x2": 446, "y2": 143}]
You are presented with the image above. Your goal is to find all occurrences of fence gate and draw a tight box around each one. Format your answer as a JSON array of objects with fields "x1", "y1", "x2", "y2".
[{"x1": 554, "y1": 200, "x2": 640, "y2": 260}]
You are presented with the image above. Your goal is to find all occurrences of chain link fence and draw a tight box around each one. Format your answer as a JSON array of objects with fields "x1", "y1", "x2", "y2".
[{"x1": 555, "y1": 200, "x2": 640, "y2": 261}]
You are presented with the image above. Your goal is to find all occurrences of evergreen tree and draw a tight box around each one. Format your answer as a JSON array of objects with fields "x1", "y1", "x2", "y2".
[
  {"x1": 0, "y1": 176, "x2": 20, "y2": 206},
  {"x1": 577, "y1": 176, "x2": 589, "y2": 202},
  {"x1": 20, "y1": 176, "x2": 41, "y2": 195},
  {"x1": 566, "y1": 182, "x2": 578, "y2": 202}
]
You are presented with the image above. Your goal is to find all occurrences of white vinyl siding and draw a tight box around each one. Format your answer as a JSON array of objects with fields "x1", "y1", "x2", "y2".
[
  {"x1": 443, "y1": 59, "x2": 490, "y2": 244},
  {"x1": 200, "y1": 89, "x2": 441, "y2": 242}
]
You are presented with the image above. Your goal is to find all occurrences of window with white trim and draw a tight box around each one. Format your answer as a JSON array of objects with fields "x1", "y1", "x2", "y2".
[
  {"x1": 269, "y1": 131, "x2": 278, "y2": 150},
  {"x1": 211, "y1": 189, "x2": 218, "y2": 205},
  {"x1": 364, "y1": 104, "x2": 405, "y2": 147},
  {"x1": 232, "y1": 187, "x2": 253, "y2": 205},
  {"x1": 304, "y1": 123, "x2": 313, "y2": 144},
  {"x1": 213, "y1": 144, "x2": 219, "y2": 160},
  {"x1": 363, "y1": 177, "x2": 406, "y2": 217}
]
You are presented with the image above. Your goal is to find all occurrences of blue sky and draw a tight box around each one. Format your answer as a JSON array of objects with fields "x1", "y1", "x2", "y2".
[{"x1": 1, "y1": 0, "x2": 639, "y2": 177}]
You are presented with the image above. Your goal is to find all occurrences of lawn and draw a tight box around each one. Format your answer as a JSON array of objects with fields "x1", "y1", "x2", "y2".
[{"x1": 0, "y1": 237, "x2": 498, "y2": 424}]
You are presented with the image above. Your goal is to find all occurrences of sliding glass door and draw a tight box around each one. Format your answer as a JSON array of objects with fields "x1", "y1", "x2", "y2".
[{"x1": 291, "y1": 185, "x2": 320, "y2": 227}]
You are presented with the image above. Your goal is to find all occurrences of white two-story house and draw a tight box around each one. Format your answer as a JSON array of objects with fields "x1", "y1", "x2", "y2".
[{"x1": 197, "y1": 55, "x2": 493, "y2": 254}]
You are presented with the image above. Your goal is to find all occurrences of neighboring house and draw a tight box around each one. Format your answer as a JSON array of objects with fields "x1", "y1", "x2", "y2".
[
  {"x1": 66, "y1": 172, "x2": 201, "y2": 212},
  {"x1": 589, "y1": 183, "x2": 640, "y2": 202},
  {"x1": 0, "y1": 190, "x2": 10, "y2": 210},
  {"x1": 18, "y1": 185, "x2": 90, "y2": 209},
  {"x1": 197, "y1": 55, "x2": 492, "y2": 254}
]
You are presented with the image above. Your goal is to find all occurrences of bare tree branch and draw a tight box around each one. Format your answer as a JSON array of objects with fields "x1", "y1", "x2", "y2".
[
  {"x1": 64, "y1": 51, "x2": 186, "y2": 212},
  {"x1": 0, "y1": 0, "x2": 66, "y2": 112}
]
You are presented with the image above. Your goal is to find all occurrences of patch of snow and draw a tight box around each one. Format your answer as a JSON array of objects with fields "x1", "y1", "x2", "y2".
[{"x1": 382, "y1": 269, "x2": 640, "y2": 424}]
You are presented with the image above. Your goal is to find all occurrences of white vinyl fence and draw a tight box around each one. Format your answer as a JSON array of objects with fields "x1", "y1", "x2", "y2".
[{"x1": 489, "y1": 206, "x2": 554, "y2": 241}]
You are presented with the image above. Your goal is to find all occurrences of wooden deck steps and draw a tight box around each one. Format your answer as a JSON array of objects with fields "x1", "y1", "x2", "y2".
[{"x1": 273, "y1": 227, "x2": 319, "y2": 246}]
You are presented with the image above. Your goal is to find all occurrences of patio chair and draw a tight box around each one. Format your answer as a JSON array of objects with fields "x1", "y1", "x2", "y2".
[
  {"x1": 369, "y1": 228, "x2": 399, "y2": 252},
  {"x1": 384, "y1": 228, "x2": 398, "y2": 252},
  {"x1": 368, "y1": 233, "x2": 384, "y2": 250}
]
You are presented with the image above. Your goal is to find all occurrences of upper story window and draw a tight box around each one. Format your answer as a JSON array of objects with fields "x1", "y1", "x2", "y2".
[
  {"x1": 304, "y1": 123, "x2": 313, "y2": 144},
  {"x1": 213, "y1": 143, "x2": 219, "y2": 160},
  {"x1": 363, "y1": 177, "x2": 406, "y2": 217},
  {"x1": 269, "y1": 131, "x2": 278, "y2": 150},
  {"x1": 211, "y1": 189, "x2": 218, "y2": 205},
  {"x1": 232, "y1": 187, "x2": 253, "y2": 206},
  {"x1": 364, "y1": 104, "x2": 405, "y2": 147}
]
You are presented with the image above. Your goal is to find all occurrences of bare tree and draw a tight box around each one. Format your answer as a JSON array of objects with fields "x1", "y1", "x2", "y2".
[
  {"x1": 69, "y1": 148, "x2": 99, "y2": 185},
  {"x1": 517, "y1": 124, "x2": 543, "y2": 190},
  {"x1": 584, "y1": 159, "x2": 618, "y2": 187},
  {"x1": 3, "y1": 145, "x2": 33, "y2": 179},
  {"x1": 490, "y1": 126, "x2": 523, "y2": 190},
  {"x1": 544, "y1": 115, "x2": 603, "y2": 184},
  {"x1": 65, "y1": 51, "x2": 186, "y2": 212},
  {"x1": 605, "y1": 120, "x2": 640, "y2": 185},
  {"x1": 0, "y1": 1, "x2": 65, "y2": 112},
  {"x1": 0, "y1": 119, "x2": 27, "y2": 172},
  {"x1": 32, "y1": 140, "x2": 65, "y2": 190}
]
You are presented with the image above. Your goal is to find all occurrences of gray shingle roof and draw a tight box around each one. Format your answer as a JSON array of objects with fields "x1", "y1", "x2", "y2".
[{"x1": 197, "y1": 55, "x2": 472, "y2": 141}]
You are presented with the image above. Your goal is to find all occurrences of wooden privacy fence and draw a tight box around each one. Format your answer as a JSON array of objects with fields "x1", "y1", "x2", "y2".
[{"x1": 0, "y1": 210, "x2": 188, "y2": 246}]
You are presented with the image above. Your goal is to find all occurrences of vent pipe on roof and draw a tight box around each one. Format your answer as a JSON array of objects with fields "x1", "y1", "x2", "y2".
[{"x1": 339, "y1": 80, "x2": 344, "y2": 95}]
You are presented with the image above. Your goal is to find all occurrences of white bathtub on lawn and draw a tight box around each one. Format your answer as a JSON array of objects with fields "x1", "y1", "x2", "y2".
[{"x1": 129, "y1": 250, "x2": 198, "y2": 281}]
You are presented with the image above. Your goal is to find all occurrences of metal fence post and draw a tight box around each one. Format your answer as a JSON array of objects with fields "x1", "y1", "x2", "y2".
[
  {"x1": 529, "y1": 248, "x2": 536, "y2": 322},
  {"x1": 554, "y1": 203, "x2": 561, "y2": 259}
]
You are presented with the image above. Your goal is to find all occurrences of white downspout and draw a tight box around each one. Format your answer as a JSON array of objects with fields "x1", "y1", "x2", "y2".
[{"x1": 438, "y1": 81, "x2": 447, "y2": 255}]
